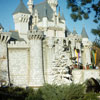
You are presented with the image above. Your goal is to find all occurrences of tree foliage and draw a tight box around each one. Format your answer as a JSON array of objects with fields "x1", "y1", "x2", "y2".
[
  {"x1": 0, "y1": 83, "x2": 99, "y2": 100},
  {"x1": 83, "y1": 92, "x2": 98, "y2": 100},
  {"x1": 67, "y1": 0, "x2": 100, "y2": 37}
]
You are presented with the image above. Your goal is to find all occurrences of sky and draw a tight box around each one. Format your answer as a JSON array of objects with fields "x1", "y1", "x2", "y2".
[{"x1": 0, "y1": 0, "x2": 98, "y2": 41}]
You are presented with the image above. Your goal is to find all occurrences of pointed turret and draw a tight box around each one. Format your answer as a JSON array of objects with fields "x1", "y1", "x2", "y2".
[
  {"x1": 13, "y1": 0, "x2": 30, "y2": 40},
  {"x1": 13, "y1": 0, "x2": 30, "y2": 15},
  {"x1": 81, "y1": 27, "x2": 89, "y2": 39},
  {"x1": 72, "y1": 28, "x2": 78, "y2": 35}
]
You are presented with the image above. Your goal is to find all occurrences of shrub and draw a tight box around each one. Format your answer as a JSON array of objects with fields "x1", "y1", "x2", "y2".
[
  {"x1": 39, "y1": 83, "x2": 85, "y2": 100},
  {"x1": 83, "y1": 92, "x2": 98, "y2": 100}
]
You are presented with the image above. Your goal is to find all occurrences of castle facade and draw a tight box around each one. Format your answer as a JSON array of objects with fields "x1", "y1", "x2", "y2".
[{"x1": 0, "y1": 0, "x2": 99, "y2": 88}]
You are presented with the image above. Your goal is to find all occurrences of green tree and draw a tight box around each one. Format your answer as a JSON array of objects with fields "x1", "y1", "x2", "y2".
[
  {"x1": 67, "y1": 0, "x2": 100, "y2": 37},
  {"x1": 39, "y1": 83, "x2": 85, "y2": 100}
]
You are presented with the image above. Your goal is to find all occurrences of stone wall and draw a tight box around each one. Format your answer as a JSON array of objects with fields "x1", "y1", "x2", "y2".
[
  {"x1": 0, "y1": 42, "x2": 8, "y2": 83},
  {"x1": 8, "y1": 44, "x2": 29, "y2": 87},
  {"x1": 72, "y1": 69, "x2": 100, "y2": 84}
]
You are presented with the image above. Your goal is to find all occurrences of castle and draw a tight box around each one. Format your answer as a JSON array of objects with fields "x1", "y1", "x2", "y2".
[{"x1": 0, "y1": 0, "x2": 100, "y2": 88}]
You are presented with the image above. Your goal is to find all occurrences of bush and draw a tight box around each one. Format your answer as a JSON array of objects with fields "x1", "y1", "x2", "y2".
[
  {"x1": 62, "y1": 84, "x2": 84, "y2": 100},
  {"x1": 38, "y1": 83, "x2": 84, "y2": 100},
  {"x1": 83, "y1": 92, "x2": 98, "y2": 100},
  {"x1": 0, "y1": 87, "x2": 28, "y2": 100},
  {"x1": 25, "y1": 88, "x2": 43, "y2": 100},
  {"x1": 0, "y1": 84, "x2": 99, "y2": 100}
]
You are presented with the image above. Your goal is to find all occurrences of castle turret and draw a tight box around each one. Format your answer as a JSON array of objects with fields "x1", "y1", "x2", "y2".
[
  {"x1": 47, "y1": 0, "x2": 58, "y2": 12},
  {"x1": 13, "y1": 0, "x2": 30, "y2": 39},
  {"x1": 72, "y1": 28, "x2": 78, "y2": 35},
  {"x1": 81, "y1": 27, "x2": 92, "y2": 67},
  {"x1": 0, "y1": 32, "x2": 11, "y2": 85},
  {"x1": 28, "y1": 26, "x2": 44, "y2": 87},
  {"x1": 27, "y1": 0, "x2": 33, "y2": 14}
]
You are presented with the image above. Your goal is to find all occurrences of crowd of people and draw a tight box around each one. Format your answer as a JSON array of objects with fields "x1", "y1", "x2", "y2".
[{"x1": 72, "y1": 64, "x2": 100, "y2": 70}]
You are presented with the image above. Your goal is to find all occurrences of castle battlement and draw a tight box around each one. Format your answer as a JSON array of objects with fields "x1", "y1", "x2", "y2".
[
  {"x1": 0, "y1": 32, "x2": 11, "y2": 43},
  {"x1": 28, "y1": 30, "x2": 44, "y2": 40},
  {"x1": 8, "y1": 41, "x2": 29, "y2": 49}
]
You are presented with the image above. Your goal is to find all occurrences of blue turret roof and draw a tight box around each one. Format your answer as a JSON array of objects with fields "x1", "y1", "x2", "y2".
[
  {"x1": 72, "y1": 28, "x2": 78, "y2": 35},
  {"x1": 13, "y1": 0, "x2": 30, "y2": 15},
  {"x1": 33, "y1": 1, "x2": 53, "y2": 21},
  {"x1": 81, "y1": 27, "x2": 89, "y2": 38}
]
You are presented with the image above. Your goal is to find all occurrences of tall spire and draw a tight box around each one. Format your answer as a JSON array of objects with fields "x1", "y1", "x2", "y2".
[
  {"x1": 72, "y1": 27, "x2": 78, "y2": 35},
  {"x1": 81, "y1": 27, "x2": 89, "y2": 39},
  {"x1": 27, "y1": 0, "x2": 33, "y2": 14}
]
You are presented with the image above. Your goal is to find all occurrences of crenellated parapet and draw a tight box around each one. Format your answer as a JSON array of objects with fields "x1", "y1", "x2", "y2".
[
  {"x1": 28, "y1": 30, "x2": 44, "y2": 40},
  {"x1": 28, "y1": 30, "x2": 44, "y2": 87},
  {"x1": 8, "y1": 41, "x2": 29, "y2": 49},
  {"x1": 0, "y1": 32, "x2": 11, "y2": 43}
]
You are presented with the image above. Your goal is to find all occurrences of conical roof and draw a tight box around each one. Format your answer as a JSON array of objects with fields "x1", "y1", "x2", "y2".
[
  {"x1": 81, "y1": 27, "x2": 89, "y2": 38},
  {"x1": 72, "y1": 28, "x2": 78, "y2": 35},
  {"x1": 33, "y1": 1, "x2": 53, "y2": 21},
  {"x1": 13, "y1": 0, "x2": 30, "y2": 15}
]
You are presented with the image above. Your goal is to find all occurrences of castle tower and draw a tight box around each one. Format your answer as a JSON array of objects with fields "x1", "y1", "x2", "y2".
[
  {"x1": 27, "y1": 0, "x2": 33, "y2": 14},
  {"x1": 0, "y1": 32, "x2": 11, "y2": 85},
  {"x1": 13, "y1": 0, "x2": 30, "y2": 39},
  {"x1": 81, "y1": 27, "x2": 92, "y2": 67},
  {"x1": 47, "y1": 0, "x2": 58, "y2": 12},
  {"x1": 28, "y1": 26, "x2": 44, "y2": 87}
]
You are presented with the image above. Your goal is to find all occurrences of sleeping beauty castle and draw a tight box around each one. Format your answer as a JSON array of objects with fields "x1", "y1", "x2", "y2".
[{"x1": 0, "y1": 0, "x2": 100, "y2": 88}]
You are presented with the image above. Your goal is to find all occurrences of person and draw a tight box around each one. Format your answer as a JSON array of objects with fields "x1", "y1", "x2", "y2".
[
  {"x1": 96, "y1": 66, "x2": 99, "y2": 69},
  {"x1": 89, "y1": 64, "x2": 93, "y2": 69},
  {"x1": 86, "y1": 64, "x2": 89, "y2": 69}
]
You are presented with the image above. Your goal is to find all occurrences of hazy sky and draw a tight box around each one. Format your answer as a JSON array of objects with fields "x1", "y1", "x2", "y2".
[{"x1": 0, "y1": 0, "x2": 98, "y2": 41}]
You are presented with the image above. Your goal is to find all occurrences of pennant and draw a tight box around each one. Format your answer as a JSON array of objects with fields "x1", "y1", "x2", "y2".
[
  {"x1": 95, "y1": 50, "x2": 97, "y2": 65},
  {"x1": 92, "y1": 50, "x2": 95, "y2": 64}
]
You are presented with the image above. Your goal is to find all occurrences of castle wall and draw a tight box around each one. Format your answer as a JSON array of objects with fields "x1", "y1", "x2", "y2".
[
  {"x1": 43, "y1": 37, "x2": 55, "y2": 83},
  {"x1": 29, "y1": 39, "x2": 44, "y2": 87},
  {"x1": 0, "y1": 42, "x2": 8, "y2": 83},
  {"x1": 0, "y1": 32, "x2": 11, "y2": 85},
  {"x1": 8, "y1": 42, "x2": 29, "y2": 87},
  {"x1": 72, "y1": 69, "x2": 100, "y2": 84}
]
